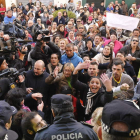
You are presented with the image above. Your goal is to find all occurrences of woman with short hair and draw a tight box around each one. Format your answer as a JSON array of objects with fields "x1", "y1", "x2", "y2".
[{"x1": 45, "y1": 63, "x2": 75, "y2": 94}]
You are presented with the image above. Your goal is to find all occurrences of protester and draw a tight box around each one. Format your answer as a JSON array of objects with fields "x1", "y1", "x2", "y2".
[
  {"x1": 120, "y1": 36, "x2": 140, "y2": 76},
  {"x1": 4, "y1": 10, "x2": 16, "y2": 24},
  {"x1": 53, "y1": 12, "x2": 65, "y2": 25},
  {"x1": 86, "y1": 107, "x2": 103, "y2": 133},
  {"x1": 71, "y1": 63, "x2": 113, "y2": 120},
  {"x1": 93, "y1": 45, "x2": 113, "y2": 64},
  {"x1": 107, "y1": 58, "x2": 134, "y2": 99},
  {"x1": 46, "y1": 53, "x2": 63, "y2": 74},
  {"x1": 21, "y1": 112, "x2": 47, "y2": 140},
  {"x1": 45, "y1": 62, "x2": 74, "y2": 94},
  {"x1": 0, "y1": 1, "x2": 140, "y2": 139},
  {"x1": 60, "y1": 43, "x2": 83, "y2": 67},
  {"x1": 104, "y1": 32, "x2": 123, "y2": 55}
]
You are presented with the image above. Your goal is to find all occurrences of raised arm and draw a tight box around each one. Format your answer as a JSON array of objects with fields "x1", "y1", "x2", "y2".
[
  {"x1": 71, "y1": 62, "x2": 90, "y2": 92},
  {"x1": 100, "y1": 73, "x2": 113, "y2": 105}
]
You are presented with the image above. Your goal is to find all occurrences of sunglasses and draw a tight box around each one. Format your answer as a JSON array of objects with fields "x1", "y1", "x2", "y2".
[
  {"x1": 132, "y1": 39, "x2": 138, "y2": 42},
  {"x1": 77, "y1": 21, "x2": 81, "y2": 22}
]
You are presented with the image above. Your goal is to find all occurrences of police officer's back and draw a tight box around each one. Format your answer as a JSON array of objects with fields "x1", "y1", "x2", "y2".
[{"x1": 34, "y1": 94, "x2": 98, "y2": 140}]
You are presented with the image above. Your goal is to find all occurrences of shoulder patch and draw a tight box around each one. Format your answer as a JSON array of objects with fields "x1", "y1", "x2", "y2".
[
  {"x1": 80, "y1": 121, "x2": 94, "y2": 128},
  {"x1": 37, "y1": 124, "x2": 50, "y2": 132}
]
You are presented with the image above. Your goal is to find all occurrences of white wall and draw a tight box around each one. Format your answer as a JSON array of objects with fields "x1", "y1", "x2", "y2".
[{"x1": 5, "y1": 0, "x2": 17, "y2": 10}]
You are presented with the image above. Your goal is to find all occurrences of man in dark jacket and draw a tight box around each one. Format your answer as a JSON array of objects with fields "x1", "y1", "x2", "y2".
[
  {"x1": 74, "y1": 61, "x2": 99, "y2": 85},
  {"x1": 31, "y1": 34, "x2": 61, "y2": 66},
  {"x1": 23, "y1": 5, "x2": 29, "y2": 15},
  {"x1": 53, "y1": 12, "x2": 65, "y2": 25},
  {"x1": 25, "y1": 60, "x2": 50, "y2": 109},
  {"x1": 27, "y1": 0, "x2": 34, "y2": 10},
  {"x1": 98, "y1": 2, "x2": 105, "y2": 15},
  {"x1": 25, "y1": 60, "x2": 52, "y2": 123},
  {"x1": 34, "y1": 94, "x2": 99, "y2": 140},
  {"x1": 26, "y1": 20, "x2": 35, "y2": 40},
  {"x1": 121, "y1": 0, "x2": 128, "y2": 15}
]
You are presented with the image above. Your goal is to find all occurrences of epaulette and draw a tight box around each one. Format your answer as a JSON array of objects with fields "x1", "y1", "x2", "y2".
[
  {"x1": 37, "y1": 124, "x2": 50, "y2": 132},
  {"x1": 80, "y1": 121, "x2": 94, "y2": 128}
]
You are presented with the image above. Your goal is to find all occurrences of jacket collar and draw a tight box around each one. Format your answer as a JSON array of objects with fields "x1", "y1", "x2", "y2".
[{"x1": 53, "y1": 112, "x2": 76, "y2": 124}]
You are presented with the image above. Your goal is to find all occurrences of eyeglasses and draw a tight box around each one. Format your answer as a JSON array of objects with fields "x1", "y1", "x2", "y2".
[
  {"x1": 64, "y1": 69, "x2": 72, "y2": 72},
  {"x1": 132, "y1": 39, "x2": 139, "y2": 42},
  {"x1": 77, "y1": 21, "x2": 81, "y2": 22},
  {"x1": 79, "y1": 27, "x2": 84, "y2": 29}
]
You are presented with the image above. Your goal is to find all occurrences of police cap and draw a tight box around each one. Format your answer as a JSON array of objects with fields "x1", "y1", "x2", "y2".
[
  {"x1": 102, "y1": 100, "x2": 140, "y2": 137},
  {"x1": 51, "y1": 94, "x2": 72, "y2": 109}
]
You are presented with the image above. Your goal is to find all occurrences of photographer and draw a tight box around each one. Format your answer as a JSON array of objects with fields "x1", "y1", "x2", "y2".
[
  {"x1": 0, "y1": 67, "x2": 26, "y2": 100},
  {"x1": 30, "y1": 33, "x2": 61, "y2": 65},
  {"x1": 11, "y1": 44, "x2": 28, "y2": 70},
  {"x1": 0, "y1": 57, "x2": 8, "y2": 72}
]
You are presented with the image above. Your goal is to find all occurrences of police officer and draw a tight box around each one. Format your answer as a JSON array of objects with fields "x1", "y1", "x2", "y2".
[{"x1": 34, "y1": 94, "x2": 99, "y2": 140}]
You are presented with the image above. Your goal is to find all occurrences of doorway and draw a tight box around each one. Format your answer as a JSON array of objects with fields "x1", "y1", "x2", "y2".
[{"x1": 0, "y1": 0, "x2": 6, "y2": 8}]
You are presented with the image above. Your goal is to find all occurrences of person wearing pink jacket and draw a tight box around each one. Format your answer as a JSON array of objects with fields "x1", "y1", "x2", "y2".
[{"x1": 104, "y1": 32, "x2": 123, "y2": 55}]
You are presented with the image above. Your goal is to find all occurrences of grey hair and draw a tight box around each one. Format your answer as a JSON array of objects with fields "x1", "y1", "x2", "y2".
[{"x1": 102, "y1": 128, "x2": 140, "y2": 140}]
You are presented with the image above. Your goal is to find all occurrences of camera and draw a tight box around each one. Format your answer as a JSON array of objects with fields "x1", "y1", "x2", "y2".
[
  {"x1": 35, "y1": 29, "x2": 50, "y2": 42},
  {"x1": 0, "y1": 68, "x2": 25, "y2": 86},
  {"x1": 0, "y1": 37, "x2": 18, "y2": 53},
  {"x1": 0, "y1": 68, "x2": 25, "y2": 99}
]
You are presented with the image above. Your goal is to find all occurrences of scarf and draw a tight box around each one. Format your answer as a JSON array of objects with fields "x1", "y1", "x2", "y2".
[
  {"x1": 85, "y1": 89, "x2": 98, "y2": 115},
  {"x1": 22, "y1": 104, "x2": 31, "y2": 112},
  {"x1": 103, "y1": 53, "x2": 110, "y2": 58},
  {"x1": 68, "y1": 37, "x2": 75, "y2": 43},
  {"x1": 67, "y1": 77, "x2": 72, "y2": 88}
]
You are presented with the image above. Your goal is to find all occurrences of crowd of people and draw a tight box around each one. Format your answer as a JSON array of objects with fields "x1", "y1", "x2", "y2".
[{"x1": 0, "y1": 0, "x2": 140, "y2": 139}]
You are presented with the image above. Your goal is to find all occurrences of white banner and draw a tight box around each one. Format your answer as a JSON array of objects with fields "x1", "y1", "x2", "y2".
[{"x1": 106, "y1": 13, "x2": 140, "y2": 31}]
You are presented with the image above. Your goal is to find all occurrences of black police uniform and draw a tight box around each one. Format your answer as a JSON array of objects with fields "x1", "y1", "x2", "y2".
[
  {"x1": 35, "y1": 94, "x2": 98, "y2": 140},
  {"x1": 34, "y1": 112, "x2": 98, "y2": 140}
]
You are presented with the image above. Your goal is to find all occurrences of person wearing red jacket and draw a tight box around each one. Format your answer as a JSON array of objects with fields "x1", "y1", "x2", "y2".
[{"x1": 61, "y1": 86, "x2": 85, "y2": 121}]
